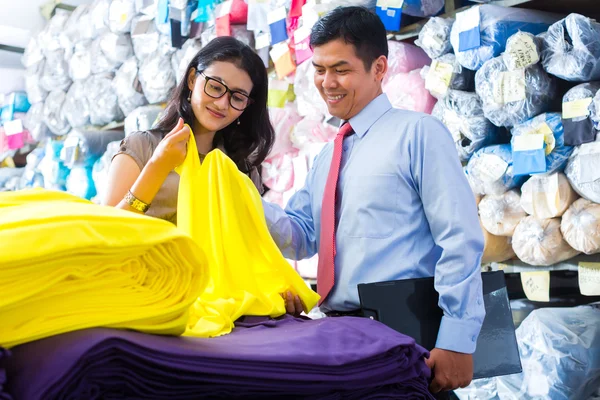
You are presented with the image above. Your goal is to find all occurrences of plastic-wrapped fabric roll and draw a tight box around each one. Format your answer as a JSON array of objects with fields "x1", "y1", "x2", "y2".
[
  {"x1": 593, "y1": 89, "x2": 600, "y2": 130},
  {"x1": 85, "y1": 73, "x2": 124, "y2": 126},
  {"x1": 39, "y1": 49, "x2": 72, "y2": 93},
  {"x1": 131, "y1": 16, "x2": 173, "y2": 62},
  {"x1": 294, "y1": 59, "x2": 329, "y2": 118},
  {"x1": 520, "y1": 173, "x2": 578, "y2": 220},
  {"x1": 450, "y1": 5, "x2": 560, "y2": 71},
  {"x1": 475, "y1": 56, "x2": 556, "y2": 128},
  {"x1": 421, "y1": 53, "x2": 475, "y2": 99},
  {"x1": 512, "y1": 216, "x2": 579, "y2": 266},
  {"x1": 113, "y1": 57, "x2": 148, "y2": 117},
  {"x1": 108, "y1": 0, "x2": 136, "y2": 34},
  {"x1": 60, "y1": 4, "x2": 90, "y2": 50},
  {"x1": 24, "y1": 103, "x2": 49, "y2": 142},
  {"x1": 37, "y1": 10, "x2": 71, "y2": 57},
  {"x1": 61, "y1": 129, "x2": 125, "y2": 169},
  {"x1": 124, "y1": 105, "x2": 165, "y2": 136},
  {"x1": 171, "y1": 39, "x2": 203, "y2": 84},
  {"x1": 21, "y1": 37, "x2": 45, "y2": 70},
  {"x1": 66, "y1": 165, "x2": 97, "y2": 200},
  {"x1": 479, "y1": 190, "x2": 526, "y2": 236},
  {"x1": 292, "y1": 116, "x2": 337, "y2": 149},
  {"x1": 92, "y1": 140, "x2": 121, "y2": 203},
  {"x1": 382, "y1": 41, "x2": 431, "y2": 88},
  {"x1": 415, "y1": 17, "x2": 454, "y2": 60},
  {"x1": 565, "y1": 141, "x2": 600, "y2": 203},
  {"x1": 231, "y1": 25, "x2": 255, "y2": 48},
  {"x1": 268, "y1": 105, "x2": 303, "y2": 158},
  {"x1": 561, "y1": 198, "x2": 600, "y2": 255},
  {"x1": 99, "y1": 31, "x2": 133, "y2": 66},
  {"x1": 69, "y1": 41, "x2": 92, "y2": 81},
  {"x1": 38, "y1": 139, "x2": 70, "y2": 191},
  {"x1": 90, "y1": 38, "x2": 118, "y2": 74},
  {"x1": 511, "y1": 112, "x2": 574, "y2": 175},
  {"x1": 262, "y1": 153, "x2": 295, "y2": 193},
  {"x1": 139, "y1": 53, "x2": 176, "y2": 104},
  {"x1": 561, "y1": 82, "x2": 600, "y2": 146},
  {"x1": 43, "y1": 90, "x2": 70, "y2": 136},
  {"x1": 89, "y1": 0, "x2": 111, "y2": 38},
  {"x1": 431, "y1": 90, "x2": 496, "y2": 162},
  {"x1": 402, "y1": 0, "x2": 444, "y2": 17},
  {"x1": 466, "y1": 144, "x2": 527, "y2": 195},
  {"x1": 25, "y1": 62, "x2": 48, "y2": 105},
  {"x1": 62, "y1": 81, "x2": 91, "y2": 129},
  {"x1": 480, "y1": 221, "x2": 516, "y2": 263},
  {"x1": 383, "y1": 69, "x2": 437, "y2": 114},
  {"x1": 541, "y1": 14, "x2": 600, "y2": 82}
]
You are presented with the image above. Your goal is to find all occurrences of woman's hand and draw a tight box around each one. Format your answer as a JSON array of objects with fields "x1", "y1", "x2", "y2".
[
  {"x1": 150, "y1": 117, "x2": 191, "y2": 173},
  {"x1": 281, "y1": 291, "x2": 306, "y2": 317}
]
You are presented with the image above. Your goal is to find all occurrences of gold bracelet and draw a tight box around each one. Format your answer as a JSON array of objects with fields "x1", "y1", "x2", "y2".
[{"x1": 124, "y1": 190, "x2": 150, "y2": 213}]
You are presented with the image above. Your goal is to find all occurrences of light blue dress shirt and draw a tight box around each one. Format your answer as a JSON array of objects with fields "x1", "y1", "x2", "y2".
[{"x1": 263, "y1": 94, "x2": 486, "y2": 354}]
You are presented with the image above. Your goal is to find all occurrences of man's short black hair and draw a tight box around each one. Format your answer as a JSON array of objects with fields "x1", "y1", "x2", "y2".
[{"x1": 309, "y1": 6, "x2": 389, "y2": 71}]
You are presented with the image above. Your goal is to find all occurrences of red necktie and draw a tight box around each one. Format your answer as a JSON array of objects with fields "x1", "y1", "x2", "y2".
[{"x1": 317, "y1": 122, "x2": 354, "y2": 305}]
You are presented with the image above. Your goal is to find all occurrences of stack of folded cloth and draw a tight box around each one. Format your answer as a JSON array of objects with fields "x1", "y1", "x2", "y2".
[
  {"x1": 0, "y1": 189, "x2": 207, "y2": 348},
  {"x1": 1, "y1": 315, "x2": 434, "y2": 399}
]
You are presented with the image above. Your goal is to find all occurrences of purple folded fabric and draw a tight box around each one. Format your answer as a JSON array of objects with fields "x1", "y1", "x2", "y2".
[
  {"x1": 2, "y1": 315, "x2": 433, "y2": 399},
  {"x1": 0, "y1": 348, "x2": 12, "y2": 400}
]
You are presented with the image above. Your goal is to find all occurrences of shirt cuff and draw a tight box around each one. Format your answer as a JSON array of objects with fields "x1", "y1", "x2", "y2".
[{"x1": 435, "y1": 315, "x2": 483, "y2": 354}]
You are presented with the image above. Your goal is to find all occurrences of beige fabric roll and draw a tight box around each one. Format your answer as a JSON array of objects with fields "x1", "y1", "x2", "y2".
[
  {"x1": 480, "y1": 221, "x2": 515, "y2": 263},
  {"x1": 561, "y1": 198, "x2": 600, "y2": 255},
  {"x1": 479, "y1": 190, "x2": 527, "y2": 236},
  {"x1": 512, "y1": 216, "x2": 580, "y2": 266},
  {"x1": 520, "y1": 173, "x2": 579, "y2": 219}
]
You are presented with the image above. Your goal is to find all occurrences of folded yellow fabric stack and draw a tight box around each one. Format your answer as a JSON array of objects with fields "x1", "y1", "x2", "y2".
[
  {"x1": 177, "y1": 131, "x2": 320, "y2": 338},
  {"x1": 0, "y1": 189, "x2": 207, "y2": 348}
]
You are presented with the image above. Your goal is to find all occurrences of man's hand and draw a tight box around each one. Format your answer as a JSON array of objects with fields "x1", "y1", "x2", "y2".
[
  {"x1": 281, "y1": 291, "x2": 306, "y2": 316},
  {"x1": 425, "y1": 348, "x2": 473, "y2": 393}
]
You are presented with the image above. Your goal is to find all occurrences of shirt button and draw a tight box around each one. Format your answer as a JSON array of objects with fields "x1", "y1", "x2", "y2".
[
  {"x1": 477, "y1": 299, "x2": 482, "y2": 305},
  {"x1": 343, "y1": 145, "x2": 348, "y2": 151},
  {"x1": 472, "y1": 336, "x2": 477, "y2": 342}
]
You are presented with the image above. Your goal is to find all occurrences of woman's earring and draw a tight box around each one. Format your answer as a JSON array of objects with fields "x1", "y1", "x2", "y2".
[
  {"x1": 237, "y1": 119, "x2": 241, "y2": 126},
  {"x1": 187, "y1": 91, "x2": 192, "y2": 102}
]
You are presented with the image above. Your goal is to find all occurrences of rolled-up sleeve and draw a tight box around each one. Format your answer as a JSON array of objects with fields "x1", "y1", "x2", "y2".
[{"x1": 411, "y1": 116, "x2": 486, "y2": 354}]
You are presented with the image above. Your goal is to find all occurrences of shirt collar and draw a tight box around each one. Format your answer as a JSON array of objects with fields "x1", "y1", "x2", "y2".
[{"x1": 343, "y1": 93, "x2": 392, "y2": 138}]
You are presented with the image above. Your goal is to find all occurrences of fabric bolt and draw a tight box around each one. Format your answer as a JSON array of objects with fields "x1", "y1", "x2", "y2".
[
  {"x1": 1, "y1": 316, "x2": 434, "y2": 399},
  {"x1": 176, "y1": 130, "x2": 320, "y2": 338},
  {"x1": 0, "y1": 189, "x2": 207, "y2": 348}
]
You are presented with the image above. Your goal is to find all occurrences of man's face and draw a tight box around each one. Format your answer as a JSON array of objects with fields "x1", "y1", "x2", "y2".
[{"x1": 312, "y1": 39, "x2": 386, "y2": 120}]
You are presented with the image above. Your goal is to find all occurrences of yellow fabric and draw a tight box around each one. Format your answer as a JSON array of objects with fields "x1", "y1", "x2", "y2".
[
  {"x1": 177, "y1": 130, "x2": 320, "y2": 337},
  {"x1": 0, "y1": 189, "x2": 207, "y2": 348}
]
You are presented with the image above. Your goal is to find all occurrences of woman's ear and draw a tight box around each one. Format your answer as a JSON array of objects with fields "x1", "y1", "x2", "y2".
[{"x1": 187, "y1": 68, "x2": 197, "y2": 92}]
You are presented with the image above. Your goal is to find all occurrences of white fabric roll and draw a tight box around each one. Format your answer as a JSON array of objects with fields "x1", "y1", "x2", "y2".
[
  {"x1": 512, "y1": 216, "x2": 579, "y2": 266},
  {"x1": 481, "y1": 221, "x2": 516, "y2": 263},
  {"x1": 561, "y1": 198, "x2": 600, "y2": 255},
  {"x1": 520, "y1": 173, "x2": 579, "y2": 219},
  {"x1": 479, "y1": 190, "x2": 527, "y2": 236}
]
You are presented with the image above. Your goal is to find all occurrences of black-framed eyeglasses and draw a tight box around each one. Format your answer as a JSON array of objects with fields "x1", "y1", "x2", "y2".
[{"x1": 198, "y1": 72, "x2": 253, "y2": 111}]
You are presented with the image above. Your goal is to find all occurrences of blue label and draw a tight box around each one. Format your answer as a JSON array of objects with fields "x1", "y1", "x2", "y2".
[
  {"x1": 459, "y1": 27, "x2": 481, "y2": 52},
  {"x1": 270, "y1": 19, "x2": 288, "y2": 45},
  {"x1": 512, "y1": 149, "x2": 546, "y2": 176},
  {"x1": 376, "y1": 7, "x2": 402, "y2": 31}
]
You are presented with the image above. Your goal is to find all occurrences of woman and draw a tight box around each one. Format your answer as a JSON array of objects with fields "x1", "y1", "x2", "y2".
[{"x1": 103, "y1": 36, "x2": 274, "y2": 224}]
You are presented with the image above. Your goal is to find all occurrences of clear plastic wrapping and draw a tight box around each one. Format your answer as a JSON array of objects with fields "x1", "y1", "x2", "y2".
[
  {"x1": 431, "y1": 90, "x2": 497, "y2": 162},
  {"x1": 131, "y1": 16, "x2": 173, "y2": 62},
  {"x1": 466, "y1": 144, "x2": 527, "y2": 195},
  {"x1": 511, "y1": 216, "x2": 579, "y2": 266},
  {"x1": 268, "y1": 105, "x2": 303, "y2": 158},
  {"x1": 24, "y1": 102, "x2": 49, "y2": 142},
  {"x1": 480, "y1": 222, "x2": 516, "y2": 263},
  {"x1": 39, "y1": 49, "x2": 72, "y2": 93},
  {"x1": 43, "y1": 90, "x2": 71, "y2": 136},
  {"x1": 565, "y1": 141, "x2": 600, "y2": 204},
  {"x1": 61, "y1": 129, "x2": 125, "y2": 169},
  {"x1": 421, "y1": 53, "x2": 475, "y2": 99},
  {"x1": 231, "y1": 25, "x2": 255, "y2": 48},
  {"x1": 561, "y1": 82, "x2": 600, "y2": 146},
  {"x1": 415, "y1": 17, "x2": 454, "y2": 60},
  {"x1": 38, "y1": 139, "x2": 71, "y2": 191},
  {"x1": 124, "y1": 105, "x2": 165, "y2": 136},
  {"x1": 85, "y1": 73, "x2": 124, "y2": 126},
  {"x1": 450, "y1": 5, "x2": 560, "y2": 71},
  {"x1": 113, "y1": 57, "x2": 148, "y2": 117},
  {"x1": 37, "y1": 9, "x2": 71, "y2": 57},
  {"x1": 383, "y1": 69, "x2": 437, "y2": 114},
  {"x1": 401, "y1": 0, "x2": 444, "y2": 17},
  {"x1": 21, "y1": 37, "x2": 45, "y2": 69},
  {"x1": 25, "y1": 61, "x2": 48, "y2": 105},
  {"x1": 171, "y1": 38, "x2": 203, "y2": 84},
  {"x1": 292, "y1": 116, "x2": 337, "y2": 149},
  {"x1": 294, "y1": 59, "x2": 329, "y2": 118},
  {"x1": 520, "y1": 172, "x2": 579, "y2": 219},
  {"x1": 60, "y1": 4, "x2": 91, "y2": 50},
  {"x1": 262, "y1": 153, "x2": 295, "y2": 193},
  {"x1": 69, "y1": 41, "x2": 93, "y2": 81},
  {"x1": 99, "y1": 31, "x2": 134, "y2": 66},
  {"x1": 475, "y1": 55, "x2": 556, "y2": 128},
  {"x1": 63, "y1": 81, "x2": 91, "y2": 128},
  {"x1": 456, "y1": 306, "x2": 600, "y2": 400},
  {"x1": 382, "y1": 41, "x2": 431, "y2": 88},
  {"x1": 66, "y1": 165, "x2": 96, "y2": 200},
  {"x1": 541, "y1": 14, "x2": 600, "y2": 82},
  {"x1": 478, "y1": 190, "x2": 526, "y2": 236},
  {"x1": 108, "y1": 0, "x2": 136, "y2": 33},
  {"x1": 89, "y1": 0, "x2": 111, "y2": 38},
  {"x1": 92, "y1": 140, "x2": 122, "y2": 203},
  {"x1": 510, "y1": 112, "x2": 574, "y2": 176},
  {"x1": 138, "y1": 52, "x2": 176, "y2": 104},
  {"x1": 593, "y1": 88, "x2": 600, "y2": 130},
  {"x1": 561, "y1": 198, "x2": 600, "y2": 255}
]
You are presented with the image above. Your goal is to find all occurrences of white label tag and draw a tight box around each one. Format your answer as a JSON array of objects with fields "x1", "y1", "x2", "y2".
[
  {"x1": 521, "y1": 271, "x2": 550, "y2": 302},
  {"x1": 579, "y1": 263, "x2": 600, "y2": 296},
  {"x1": 376, "y1": 0, "x2": 403, "y2": 10},
  {"x1": 267, "y1": 7, "x2": 287, "y2": 24},
  {"x1": 476, "y1": 154, "x2": 508, "y2": 182},
  {"x1": 425, "y1": 60, "x2": 453, "y2": 97},
  {"x1": 255, "y1": 32, "x2": 271, "y2": 49},
  {"x1": 493, "y1": 70, "x2": 526, "y2": 105},
  {"x1": 506, "y1": 32, "x2": 539, "y2": 70},
  {"x1": 455, "y1": 6, "x2": 480, "y2": 33},
  {"x1": 294, "y1": 25, "x2": 311, "y2": 44},
  {"x1": 513, "y1": 134, "x2": 545, "y2": 151},
  {"x1": 215, "y1": 0, "x2": 233, "y2": 18},
  {"x1": 269, "y1": 41, "x2": 289, "y2": 62},
  {"x1": 4, "y1": 119, "x2": 23, "y2": 136}
]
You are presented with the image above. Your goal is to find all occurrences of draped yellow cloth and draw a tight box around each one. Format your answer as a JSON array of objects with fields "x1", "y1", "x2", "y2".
[
  {"x1": 177, "y1": 130, "x2": 320, "y2": 337},
  {"x1": 0, "y1": 189, "x2": 207, "y2": 348}
]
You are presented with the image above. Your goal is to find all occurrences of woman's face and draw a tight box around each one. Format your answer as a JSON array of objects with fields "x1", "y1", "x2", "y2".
[{"x1": 187, "y1": 61, "x2": 253, "y2": 133}]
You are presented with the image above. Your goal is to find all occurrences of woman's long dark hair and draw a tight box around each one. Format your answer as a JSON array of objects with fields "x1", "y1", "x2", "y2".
[{"x1": 153, "y1": 36, "x2": 274, "y2": 172}]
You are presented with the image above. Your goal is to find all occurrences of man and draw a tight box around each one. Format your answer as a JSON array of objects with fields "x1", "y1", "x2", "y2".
[{"x1": 264, "y1": 6, "x2": 485, "y2": 394}]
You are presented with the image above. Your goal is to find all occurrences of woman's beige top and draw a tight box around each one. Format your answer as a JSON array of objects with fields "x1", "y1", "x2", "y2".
[{"x1": 114, "y1": 131, "x2": 264, "y2": 224}]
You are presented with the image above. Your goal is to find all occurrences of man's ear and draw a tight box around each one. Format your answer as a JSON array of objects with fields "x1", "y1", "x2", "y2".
[
  {"x1": 373, "y1": 56, "x2": 388, "y2": 82},
  {"x1": 187, "y1": 68, "x2": 197, "y2": 92}
]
